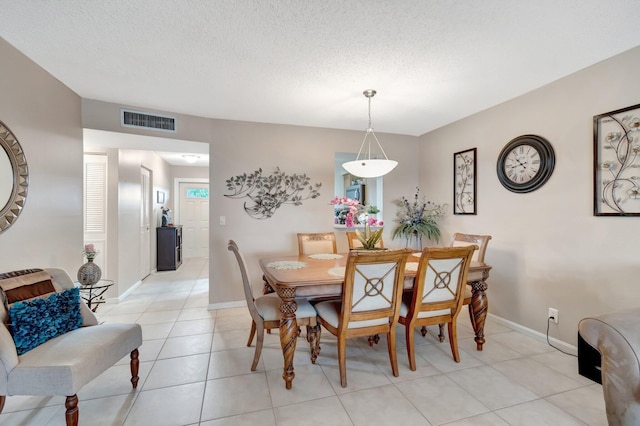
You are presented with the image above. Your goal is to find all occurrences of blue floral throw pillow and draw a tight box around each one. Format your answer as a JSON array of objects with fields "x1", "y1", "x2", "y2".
[{"x1": 9, "y1": 287, "x2": 83, "y2": 355}]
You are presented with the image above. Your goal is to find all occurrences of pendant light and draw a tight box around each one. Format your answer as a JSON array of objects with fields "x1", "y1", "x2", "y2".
[{"x1": 342, "y1": 89, "x2": 398, "y2": 178}]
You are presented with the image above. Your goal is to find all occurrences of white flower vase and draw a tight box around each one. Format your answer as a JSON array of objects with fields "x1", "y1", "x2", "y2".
[{"x1": 406, "y1": 232, "x2": 423, "y2": 251}]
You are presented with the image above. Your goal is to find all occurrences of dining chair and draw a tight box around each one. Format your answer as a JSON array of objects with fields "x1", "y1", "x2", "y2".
[
  {"x1": 399, "y1": 246, "x2": 476, "y2": 370},
  {"x1": 450, "y1": 232, "x2": 492, "y2": 263},
  {"x1": 346, "y1": 231, "x2": 384, "y2": 250},
  {"x1": 315, "y1": 249, "x2": 411, "y2": 387},
  {"x1": 227, "y1": 240, "x2": 320, "y2": 371},
  {"x1": 430, "y1": 233, "x2": 493, "y2": 339},
  {"x1": 297, "y1": 232, "x2": 338, "y2": 255}
]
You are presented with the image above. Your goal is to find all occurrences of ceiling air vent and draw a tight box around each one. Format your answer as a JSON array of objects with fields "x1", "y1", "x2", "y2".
[{"x1": 121, "y1": 109, "x2": 177, "y2": 133}]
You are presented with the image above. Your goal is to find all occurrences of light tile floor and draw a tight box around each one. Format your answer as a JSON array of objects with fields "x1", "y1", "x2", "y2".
[{"x1": 0, "y1": 258, "x2": 607, "y2": 425}]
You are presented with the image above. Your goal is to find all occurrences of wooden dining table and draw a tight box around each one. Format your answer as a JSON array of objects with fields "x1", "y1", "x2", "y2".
[{"x1": 259, "y1": 251, "x2": 492, "y2": 389}]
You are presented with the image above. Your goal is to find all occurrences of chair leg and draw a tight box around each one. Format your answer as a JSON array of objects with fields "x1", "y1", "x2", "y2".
[
  {"x1": 420, "y1": 326, "x2": 428, "y2": 337},
  {"x1": 367, "y1": 334, "x2": 380, "y2": 346},
  {"x1": 65, "y1": 395, "x2": 79, "y2": 426},
  {"x1": 448, "y1": 321, "x2": 460, "y2": 362},
  {"x1": 438, "y1": 323, "x2": 446, "y2": 342},
  {"x1": 247, "y1": 320, "x2": 257, "y2": 346},
  {"x1": 130, "y1": 349, "x2": 140, "y2": 388},
  {"x1": 306, "y1": 324, "x2": 322, "y2": 364},
  {"x1": 387, "y1": 328, "x2": 399, "y2": 377},
  {"x1": 0, "y1": 395, "x2": 5, "y2": 413},
  {"x1": 338, "y1": 336, "x2": 348, "y2": 388},
  {"x1": 251, "y1": 326, "x2": 265, "y2": 371},
  {"x1": 406, "y1": 323, "x2": 417, "y2": 371}
]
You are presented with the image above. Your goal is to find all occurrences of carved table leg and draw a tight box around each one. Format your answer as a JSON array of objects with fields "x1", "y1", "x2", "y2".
[
  {"x1": 65, "y1": 395, "x2": 79, "y2": 426},
  {"x1": 306, "y1": 324, "x2": 322, "y2": 364},
  {"x1": 278, "y1": 286, "x2": 298, "y2": 389},
  {"x1": 469, "y1": 277, "x2": 489, "y2": 351},
  {"x1": 130, "y1": 348, "x2": 140, "y2": 388}
]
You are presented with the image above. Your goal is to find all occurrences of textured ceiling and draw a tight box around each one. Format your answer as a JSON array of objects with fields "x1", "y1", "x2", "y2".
[{"x1": 1, "y1": 0, "x2": 640, "y2": 139}]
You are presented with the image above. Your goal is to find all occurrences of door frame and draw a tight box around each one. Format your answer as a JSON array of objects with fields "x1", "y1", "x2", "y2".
[{"x1": 140, "y1": 166, "x2": 153, "y2": 279}]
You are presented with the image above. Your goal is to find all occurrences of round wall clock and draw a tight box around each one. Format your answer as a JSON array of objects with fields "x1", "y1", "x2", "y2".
[{"x1": 496, "y1": 134, "x2": 555, "y2": 193}]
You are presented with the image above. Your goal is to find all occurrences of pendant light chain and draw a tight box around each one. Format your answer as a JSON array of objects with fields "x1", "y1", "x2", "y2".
[
  {"x1": 341, "y1": 89, "x2": 398, "y2": 178},
  {"x1": 368, "y1": 94, "x2": 372, "y2": 130}
]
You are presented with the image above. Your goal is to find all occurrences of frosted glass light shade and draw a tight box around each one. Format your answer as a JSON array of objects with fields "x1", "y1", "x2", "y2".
[{"x1": 342, "y1": 159, "x2": 398, "y2": 178}]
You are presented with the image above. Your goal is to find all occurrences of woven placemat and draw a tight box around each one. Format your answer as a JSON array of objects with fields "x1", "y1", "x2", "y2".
[
  {"x1": 328, "y1": 267, "x2": 346, "y2": 277},
  {"x1": 308, "y1": 253, "x2": 343, "y2": 260},
  {"x1": 266, "y1": 261, "x2": 308, "y2": 270}
]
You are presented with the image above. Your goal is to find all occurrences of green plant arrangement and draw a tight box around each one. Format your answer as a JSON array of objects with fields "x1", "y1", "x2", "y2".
[{"x1": 391, "y1": 187, "x2": 446, "y2": 249}]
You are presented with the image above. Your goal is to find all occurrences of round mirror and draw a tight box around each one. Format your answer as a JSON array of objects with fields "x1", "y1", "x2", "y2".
[{"x1": 0, "y1": 120, "x2": 28, "y2": 233}]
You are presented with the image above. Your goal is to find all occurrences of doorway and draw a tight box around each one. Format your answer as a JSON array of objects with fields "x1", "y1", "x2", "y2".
[{"x1": 178, "y1": 181, "x2": 209, "y2": 258}]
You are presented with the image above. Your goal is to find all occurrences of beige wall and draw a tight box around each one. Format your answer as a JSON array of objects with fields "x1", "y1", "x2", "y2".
[
  {"x1": 419, "y1": 46, "x2": 640, "y2": 345},
  {"x1": 172, "y1": 165, "x2": 208, "y2": 184},
  {"x1": 0, "y1": 38, "x2": 83, "y2": 274},
  {"x1": 207, "y1": 120, "x2": 419, "y2": 306},
  {"x1": 81, "y1": 100, "x2": 420, "y2": 307}
]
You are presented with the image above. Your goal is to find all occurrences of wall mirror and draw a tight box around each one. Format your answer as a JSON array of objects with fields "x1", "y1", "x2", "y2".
[
  {"x1": 0, "y1": 120, "x2": 29, "y2": 234},
  {"x1": 333, "y1": 152, "x2": 383, "y2": 227}
]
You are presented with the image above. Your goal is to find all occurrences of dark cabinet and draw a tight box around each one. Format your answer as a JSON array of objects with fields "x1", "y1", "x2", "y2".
[{"x1": 157, "y1": 226, "x2": 182, "y2": 271}]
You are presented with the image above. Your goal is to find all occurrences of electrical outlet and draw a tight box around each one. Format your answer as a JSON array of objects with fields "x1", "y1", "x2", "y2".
[{"x1": 548, "y1": 307, "x2": 559, "y2": 324}]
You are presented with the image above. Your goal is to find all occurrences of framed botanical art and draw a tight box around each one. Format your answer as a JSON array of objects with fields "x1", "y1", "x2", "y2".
[
  {"x1": 594, "y1": 103, "x2": 640, "y2": 216},
  {"x1": 454, "y1": 148, "x2": 476, "y2": 215}
]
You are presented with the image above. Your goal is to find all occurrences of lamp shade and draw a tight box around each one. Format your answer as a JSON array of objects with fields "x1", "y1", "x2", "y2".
[{"x1": 342, "y1": 158, "x2": 398, "y2": 178}]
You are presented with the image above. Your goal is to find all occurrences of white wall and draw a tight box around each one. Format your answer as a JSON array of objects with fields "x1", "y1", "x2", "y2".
[
  {"x1": 0, "y1": 38, "x2": 83, "y2": 274},
  {"x1": 419, "y1": 45, "x2": 640, "y2": 345},
  {"x1": 82, "y1": 142, "x2": 174, "y2": 298}
]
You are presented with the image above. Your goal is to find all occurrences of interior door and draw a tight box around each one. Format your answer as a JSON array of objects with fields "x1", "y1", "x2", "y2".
[
  {"x1": 140, "y1": 167, "x2": 151, "y2": 279},
  {"x1": 179, "y1": 182, "x2": 209, "y2": 258}
]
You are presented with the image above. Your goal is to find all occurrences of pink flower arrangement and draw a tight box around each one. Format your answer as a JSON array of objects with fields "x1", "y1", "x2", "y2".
[
  {"x1": 330, "y1": 196, "x2": 383, "y2": 228},
  {"x1": 331, "y1": 196, "x2": 384, "y2": 249},
  {"x1": 82, "y1": 243, "x2": 99, "y2": 260}
]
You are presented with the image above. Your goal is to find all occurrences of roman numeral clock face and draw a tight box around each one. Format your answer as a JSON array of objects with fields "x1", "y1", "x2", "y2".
[{"x1": 497, "y1": 135, "x2": 555, "y2": 193}]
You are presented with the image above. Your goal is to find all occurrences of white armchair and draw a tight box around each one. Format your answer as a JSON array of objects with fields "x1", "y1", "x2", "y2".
[{"x1": 0, "y1": 268, "x2": 142, "y2": 426}]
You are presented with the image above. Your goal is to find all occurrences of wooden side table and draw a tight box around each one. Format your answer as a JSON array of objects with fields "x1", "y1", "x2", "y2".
[{"x1": 79, "y1": 279, "x2": 114, "y2": 312}]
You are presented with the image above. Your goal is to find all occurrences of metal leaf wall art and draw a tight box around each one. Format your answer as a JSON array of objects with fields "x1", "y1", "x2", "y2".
[{"x1": 225, "y1": 167, "x2": 322, "y2": 219}]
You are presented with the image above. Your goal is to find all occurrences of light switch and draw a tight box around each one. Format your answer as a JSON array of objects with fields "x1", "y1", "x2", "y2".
[{"x1": 219, "y1": 216, "x2": 226, "y2": 226}]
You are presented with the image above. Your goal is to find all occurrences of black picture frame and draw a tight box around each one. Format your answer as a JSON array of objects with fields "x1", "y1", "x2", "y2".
[
  {"x1": 157, "y1": 191, "x2": 165, "y2": 203},
  {"x1": 454, "y1": 148, "x2": 477, "y2": 215},
  {"x1": 594, "y1": 103, "x2": 640, "y2": 216}
]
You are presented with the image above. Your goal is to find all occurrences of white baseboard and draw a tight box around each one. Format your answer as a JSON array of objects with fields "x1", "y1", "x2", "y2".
[
  {"x1": 488, "y1": 313, "x2": 577, "y2": 356},
  {"x1": 106, "y1": 279, "x2": 142, "y2": 304},
  {"x1": 208, "y1": 300, "x2": 246, "y2": 311}
]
